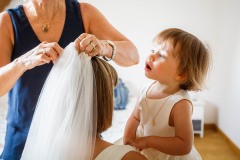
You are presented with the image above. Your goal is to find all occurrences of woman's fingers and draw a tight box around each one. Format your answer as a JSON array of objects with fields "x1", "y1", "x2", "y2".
[
  {"x1": 37, "y1": 54, "x2": 52, "y2": 64},
  {"x1": 75, "y1": 33, "x2": 102, "y2": 56},
  {"x1": 88, "y1": 45, "x2": 98, "y2": 57},
  {"x1": 74, "y1": 38, "x2": 81, "y2": 53},
  {"x1": 50, "y1": 42, "x2": 63, "y2": 56},
  {"x1": 20, "y1": 42, "x2": 63, "y2": 70},
  {"x1": 46, "y1": 47, "x2": 58, "y2": 60},
  {"x1": 41, "y1": 42, "x2": 63, "y2": 61}
]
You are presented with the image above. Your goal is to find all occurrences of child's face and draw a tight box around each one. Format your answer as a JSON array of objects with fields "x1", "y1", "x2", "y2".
[{"x1": 145, "y1": 42, "x2": 180, "y2": 85}]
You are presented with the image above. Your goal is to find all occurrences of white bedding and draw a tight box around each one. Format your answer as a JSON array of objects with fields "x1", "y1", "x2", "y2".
[{"x1": 102, "y1": 97, "x2": 136, "y2": 143}]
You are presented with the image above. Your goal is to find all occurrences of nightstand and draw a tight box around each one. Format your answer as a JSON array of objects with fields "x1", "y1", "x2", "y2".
[{"x1": 192, "y1": 100, "x2": 204, "y2": 138}]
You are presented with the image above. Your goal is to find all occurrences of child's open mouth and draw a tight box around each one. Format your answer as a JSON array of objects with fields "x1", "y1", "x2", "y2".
[{"x1": 145, "y1": 62, "x2": 151, "y2": 70}]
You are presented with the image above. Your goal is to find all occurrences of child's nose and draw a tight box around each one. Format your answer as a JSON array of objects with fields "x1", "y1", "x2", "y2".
[
  {"x1": 148, "y1": 54, "x2": 154, "y2": 62},
  {"x1": 149, "y1": 57, "x2": 153, "y2": 62}
]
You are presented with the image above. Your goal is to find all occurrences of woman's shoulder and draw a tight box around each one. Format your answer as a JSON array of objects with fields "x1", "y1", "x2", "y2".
[
  {"x1": 2, "y1": 3, "x2": 24, "y2": 21},
  {"x1": 79, "y1": 2, "x2": 102, "y2": 19},
  {"x1": 122, "y1": 150, "x2": 147, "y2": 160},
  {"x1": 78, "y1": 2, "x2": 102, "y2": 33},
  {"x1": 0, "y1": 11, "x2": 11, "y2": 21},
  {"x1": 0, "y1": 11, "x2": 13, "y2": 41},
  {"x1": 95, "y1": 144, "x2": 147, "y2": 160},
  {"x1": 79, "y1": 2, "x2": 98, "y2": 13}
]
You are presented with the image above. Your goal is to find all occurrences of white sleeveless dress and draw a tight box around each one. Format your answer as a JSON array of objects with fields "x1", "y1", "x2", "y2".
[
  {"x1": 95, "y1": 145, "x2": 137, "y2": 160},
  {"x1": 136, "y1": 83, "x2": 202, "y2": 160}
]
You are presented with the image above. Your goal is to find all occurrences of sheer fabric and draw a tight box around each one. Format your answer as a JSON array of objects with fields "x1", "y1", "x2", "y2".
[{"x1": 21, "y1": 43, "x2": 97, "y2": 160}]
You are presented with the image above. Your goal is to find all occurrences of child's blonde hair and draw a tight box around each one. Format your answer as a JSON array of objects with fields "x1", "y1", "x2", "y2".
[{"x1": 154, "y1": 28, "x2": 210, "y2": 91}]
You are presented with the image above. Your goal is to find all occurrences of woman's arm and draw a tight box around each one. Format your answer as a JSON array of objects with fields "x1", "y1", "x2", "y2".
[
  {"x1": 0, "y1": 11, "x2": 23, "y2": 96},
  {"x1": 0, "y1": 12, "x2": 62, "y2": 96},
  {"x1": 80, "y1": 3, "x2": 139, "y2": 67}
]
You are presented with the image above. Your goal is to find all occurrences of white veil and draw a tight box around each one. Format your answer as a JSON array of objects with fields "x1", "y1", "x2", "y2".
[{"x1": 21, "y1": 43, "x2": 97, "y2": 160}]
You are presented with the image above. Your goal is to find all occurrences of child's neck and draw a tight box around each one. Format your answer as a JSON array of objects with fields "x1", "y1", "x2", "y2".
[{"x1": 151, "y1": 81, "x2": 181, "y2": 98}]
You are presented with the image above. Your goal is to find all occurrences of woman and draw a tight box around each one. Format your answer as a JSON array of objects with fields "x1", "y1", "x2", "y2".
[
  {"x1": 21, "y1": 43, "x2": 147, "y2": 160},
  {"x1": 0, "y1": 0, "x2": 139, "y2": 159}
]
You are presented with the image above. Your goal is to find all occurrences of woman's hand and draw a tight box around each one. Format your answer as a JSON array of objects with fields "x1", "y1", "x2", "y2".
[
  {"x1": 18, "y1": 42, "x2": 63, "y2": 70},
  {"x1": 74, "y1": 33, "x2": 106, "y2": 57}
]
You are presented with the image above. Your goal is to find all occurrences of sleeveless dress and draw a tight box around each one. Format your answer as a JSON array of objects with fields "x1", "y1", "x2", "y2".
[
  {"x1": 1, "y1": 1, "x2": 84, "y2": 159},
  {"x1": 136, "y1": 83, "x2": 202, "y2": 160},
  {"x1": 95, "y1": 145, "x2": 137, "y2": 160}
]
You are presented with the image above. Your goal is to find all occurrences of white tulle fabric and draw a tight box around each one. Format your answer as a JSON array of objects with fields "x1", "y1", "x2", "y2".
[{"x1": 21, "y1": 43, "x2": 97, "y2": 160}]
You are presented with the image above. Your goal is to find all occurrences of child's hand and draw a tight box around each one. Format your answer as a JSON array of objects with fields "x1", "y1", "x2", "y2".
[
  {"x1": 124, "y1": 137, "x2": 135, "y2": 146},
  {"x1": 132, "y1": 137, "x2": 147, "y2": 151}
]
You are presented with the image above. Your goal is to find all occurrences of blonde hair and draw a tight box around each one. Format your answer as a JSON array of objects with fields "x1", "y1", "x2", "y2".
[
  {"x1": 154, "y1": 28, "x2": 210, "y2": 91},
  {"x1": 91, "y1": 57, "x2": 118, "y2": 133}
]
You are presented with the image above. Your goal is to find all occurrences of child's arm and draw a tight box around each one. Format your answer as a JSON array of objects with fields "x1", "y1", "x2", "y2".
[
  {"x1": 132, "y1": 99, "x2": 194, "y2": 155},
  {"x1": 123, "y1": 97, "x2": 141, "y2": 145}
]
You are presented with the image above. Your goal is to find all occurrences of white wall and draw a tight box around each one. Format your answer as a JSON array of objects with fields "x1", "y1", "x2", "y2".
[
  {"x1": 1, "y1": 0, "x2": 239, "y2": 148},
  {"x1": 212, "y1": 0, "x2": 240, "y2": 148}
]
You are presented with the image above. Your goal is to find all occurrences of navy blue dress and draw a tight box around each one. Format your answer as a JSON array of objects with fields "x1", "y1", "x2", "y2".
[{"x1": 0, "y1": 1, "x2": 84, "y2": 159}]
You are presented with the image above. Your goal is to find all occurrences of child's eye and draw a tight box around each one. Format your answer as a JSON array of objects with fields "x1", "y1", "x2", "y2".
[
  {"x1": 150, "y1": 49, "x2": 155, "y2": 53},
  {"x1": 150, "y1": 49, "x2": 166, "y2": 58},
  {"x1": 157, "y1": 51, "x2": 165, "y2": 58}
]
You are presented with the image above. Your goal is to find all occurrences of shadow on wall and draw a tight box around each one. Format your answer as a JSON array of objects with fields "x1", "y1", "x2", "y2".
[
  {"x1": 189, "y1": 91, "x2": 218, "y2": 125},
  {"x1": 0, "y1": 0, "x2": 11, "y2": 12},
  {"x1": 204, "y1": 100, "x2": 218, "y2": 124}
]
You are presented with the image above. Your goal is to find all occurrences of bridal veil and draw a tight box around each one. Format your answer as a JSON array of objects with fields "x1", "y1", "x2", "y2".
[{"x1": 21, "y1": 43, "x2": 97, "y2": 160}]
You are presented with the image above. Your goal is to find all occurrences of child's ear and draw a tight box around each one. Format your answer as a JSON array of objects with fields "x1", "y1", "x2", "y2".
[{"x1": 175, "y1": 72, "x2": 187, "y2": 82}]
